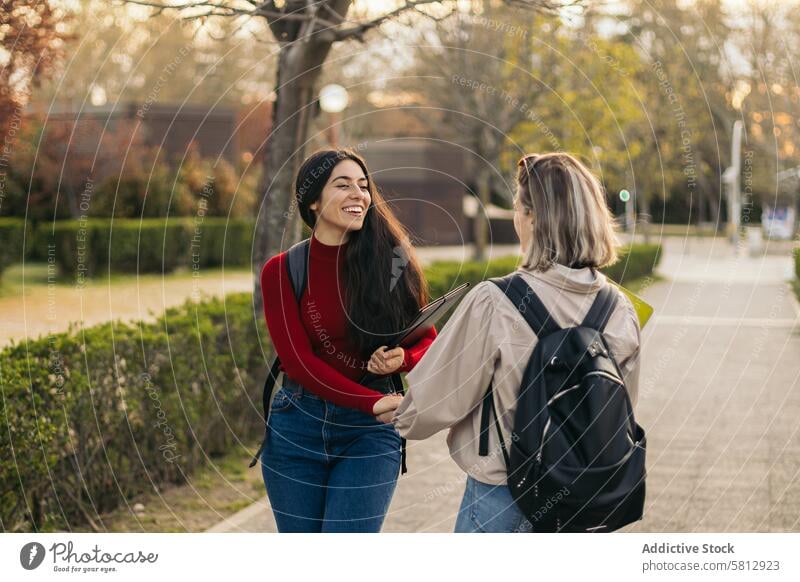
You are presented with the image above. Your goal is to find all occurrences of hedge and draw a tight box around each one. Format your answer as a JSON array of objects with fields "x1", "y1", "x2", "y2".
[
  {"x1": 601, "y1": 243, "x2": 662, "y2": 284},
  {"x1": 187, "y1": 218, "x2": 254, "y2": 269},
  {"x1": 424, "y1": 244, "x2": 661, "y2": 329},
  {"x1": 425, "y1": 243, "x2": 662, "y2": 300},
  {"x1": 794, "y1": 248, "x2": 799, "y2": 280},
  {"x1": 38, "y1": 218, "x2": 254, "y2": 279},
  {"x1": 0, "y1": 218, "x2": 27, "y2": 281},
  {"x1": 27, "y1": 223, "x2": 662, "y2": 284},
  {"x1": 0, "y1": 243, "x2": 661, "y2": 532},
  {"x1": 0, "y1": 292, "x2": 267, "y2": 532}
]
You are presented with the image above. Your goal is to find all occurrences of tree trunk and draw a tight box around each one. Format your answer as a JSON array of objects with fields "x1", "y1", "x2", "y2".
[
  {"x1": 63, "y1": 183, "x2": 80, "y2": 219},
  {"x1": 252, "y1": 39, "x2": 334, "y2": 317}
]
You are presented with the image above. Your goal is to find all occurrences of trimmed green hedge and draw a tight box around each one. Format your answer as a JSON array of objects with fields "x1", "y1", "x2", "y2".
[
  {"x1": 425, "y1": 255, "x2": 519, "y2": 300},
  {"x1": 0, "y1": 218, "x2": 27, "y2": 281},
  {"x1": 186, "y1": 218, "x2": 254, "y2": 269},
  {"x1": 424, "y1": 244, "x2": 661, "y2": 327},
  {"x1": 794, "y1": 248, "x2": 799, "y2": 280},
  {"x1": 0, "y1": 293, "x2": 267, "y2": 532},
  {"x1": 0, "y1": 242, "x2": 661, "y2": 532},
  {"x1": 38, "y1": 218, "x2": 254, "y2": 279},
  {"x1": 48, "y1": 219, "x2": 186, "y2": 278},
  {"x1": 601, "y1": 244, "x2": 662, "y2": 284},
  {"x1": 425, "y1": 243, "x2": 662, "y2": 299}
]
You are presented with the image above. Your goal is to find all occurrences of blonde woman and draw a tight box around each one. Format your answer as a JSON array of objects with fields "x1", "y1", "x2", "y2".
[{"x1": 390, "y1": 152, "x2": 642, "y2": 533}]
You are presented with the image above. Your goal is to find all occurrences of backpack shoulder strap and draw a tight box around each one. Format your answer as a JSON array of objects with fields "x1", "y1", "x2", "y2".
[
  {"x1": 478, "y1": 274, "x2": 559, "y2": 463},
  {"x1": 581, "y1": 284, "x2": 619, "y2": 332},
  {"x1": 249, "y1": 238, "x2": 311, "y2": 468},
  {"x1": 478, "y1": 382, "x2": 510, "y2": 466},
  {"x1": 249, "y1": 357, "x2": 283, "y2": 467},
  {"x1": 489, "y1": 273, "x2": 561, "y2": 337},
  {"x1": 285, "y1": 238, "x2": 311, "y2": 301}
]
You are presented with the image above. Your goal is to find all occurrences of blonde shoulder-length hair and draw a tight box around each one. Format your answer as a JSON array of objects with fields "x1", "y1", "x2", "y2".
[{"x1": 515, "y1": 152, "x2": 620, "y2": 271}]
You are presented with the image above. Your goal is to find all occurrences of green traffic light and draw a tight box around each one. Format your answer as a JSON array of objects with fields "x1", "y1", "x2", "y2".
[{"x1": 619, "y1": 189, "x2": 631, "y2": 202}]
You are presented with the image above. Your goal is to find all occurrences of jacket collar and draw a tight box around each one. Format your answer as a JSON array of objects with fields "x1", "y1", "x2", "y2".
[{"x1": 517, "y1": 262, "x2": 607, "y2": 294}]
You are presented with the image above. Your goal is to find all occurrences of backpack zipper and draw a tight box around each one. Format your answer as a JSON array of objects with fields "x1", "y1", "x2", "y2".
[
  {"x1": 537, "y1": 417, "x2": 551, "y2": 462},
  {"x1": 547, "y1": 383, "x2": 580, "y2": 405},
  {"x1": 546, "y1": 370, "x2": 623, "y2": 407},
  {"x1": 520, "y1": 418, "x2": 550, "y2": 498},
  {"x1": 583, "y1": 369, "x2": 623, "y2": 385},
  {"x1": 523, "y1": 372, "x2": 624, "y2": 501},
  {"x1": 517, "y1": 456, "x2": 542, "y2": 500}
]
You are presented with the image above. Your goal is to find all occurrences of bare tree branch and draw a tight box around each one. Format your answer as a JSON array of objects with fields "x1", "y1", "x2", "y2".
[
  {"x1": 505, "y1": 0, "x2": 583, "y2": 12},
  {"x1": 328, "y1": 0, "x2": 443, "y2": 43},
  {"x1": 122, "y1": 1, "x2": 580, "y2": 44},
  {"x1": 120, "y1": 0, "x2": 335, "y2": 25},
  {"x1": 327, "y1": 0, "x2": 580, "y2": 43}
]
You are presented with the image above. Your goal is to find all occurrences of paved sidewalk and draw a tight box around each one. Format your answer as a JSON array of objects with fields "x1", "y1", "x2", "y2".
[
  {"x1": 627, "y1": 239, "x2": 800, "y2": 531},
  {"x1": 209, "y1": 238, "x2": 800, "y2": 532}
]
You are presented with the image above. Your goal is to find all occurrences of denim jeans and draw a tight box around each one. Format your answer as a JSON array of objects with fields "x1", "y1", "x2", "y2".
[
  {"x1": 260, "y1": 378, "x2": 402, "y2": 532},
  {"x1": 454, "y1": 475, "x2": 533, "y2": 533}
]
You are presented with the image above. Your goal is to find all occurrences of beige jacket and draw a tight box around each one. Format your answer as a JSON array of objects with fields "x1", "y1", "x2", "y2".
[{"x1": 392, "y1": 264, "x2": 642, "y2": 486}]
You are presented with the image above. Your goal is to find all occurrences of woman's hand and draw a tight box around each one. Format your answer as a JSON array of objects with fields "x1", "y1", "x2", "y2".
[
  {"x1": 372, "y1": 394, "x2": 403, "y2": 424},
  {"x1": 367, "y1": 346, "x2": 405, "y2": 375}
]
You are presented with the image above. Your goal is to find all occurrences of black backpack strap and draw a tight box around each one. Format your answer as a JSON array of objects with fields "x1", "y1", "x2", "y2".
[
  {"x1": 477, "y1": 382, "x2": 510, "y2": 467},
  {"x1": 249, "y1": 239, "x2": 310, "y2": 468},
  {"x1": 581, "y1": 284, "x2": 619, "y2": 332},
  {"x1": 489, "y1": 274, "x2": 561, "y2": 337},
  {"x1": 390, "y1": 373, "x2": 408, "y2": 475},
  {"x1": 248, "y1": 357, "x2": 283, "y2": 467},
  {"x1": 285, "y1": 238, "x2": 311, "y2": 299},
  {"x1": 479, "y1": 274, "x2": 558, "y2": 464}
]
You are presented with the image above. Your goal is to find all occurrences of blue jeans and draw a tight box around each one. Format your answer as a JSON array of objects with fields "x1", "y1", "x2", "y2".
[
  {"x1": 260, "y1": 379, "x2": 402, "y2": 532},
  {"x1": 454, "y1": 476, "x2": 533, "y2": 533}
]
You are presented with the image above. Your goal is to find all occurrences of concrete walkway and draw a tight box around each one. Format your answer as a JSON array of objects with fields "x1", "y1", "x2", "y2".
[
  {"x1": 631, "y1": 238, "x2": 799, "y2": 532},
  {"x1": 209, "y1": 237, "x2": 800, "y2": 533}
]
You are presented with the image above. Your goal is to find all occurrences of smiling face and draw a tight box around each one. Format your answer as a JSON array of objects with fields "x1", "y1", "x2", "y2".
[{"x1": 309, "y1": 159, "x2": 371, "y2": 239}]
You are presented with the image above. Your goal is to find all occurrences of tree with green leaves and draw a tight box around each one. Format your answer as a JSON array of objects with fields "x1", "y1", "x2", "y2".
[
  {"x1": 620, "y1": 0, "x2": 734, "y2": 226},
  {"x1": 406, "y1": 3, "x2": 545, "y2": 259}
]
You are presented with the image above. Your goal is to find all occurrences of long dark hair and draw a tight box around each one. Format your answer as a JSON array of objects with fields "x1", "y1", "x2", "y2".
[{"x1": 295, "y1": 148, "x2": 429, "y2": 357}]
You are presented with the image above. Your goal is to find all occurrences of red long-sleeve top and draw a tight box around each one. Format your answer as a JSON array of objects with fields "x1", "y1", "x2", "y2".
[{"x1": 261, "y1": 234, "x2": 437, "y2": 414}]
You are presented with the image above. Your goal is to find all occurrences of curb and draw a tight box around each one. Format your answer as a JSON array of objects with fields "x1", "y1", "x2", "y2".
[{"x1": 205, "y1": 496, "x2": 272, "y2": 533}]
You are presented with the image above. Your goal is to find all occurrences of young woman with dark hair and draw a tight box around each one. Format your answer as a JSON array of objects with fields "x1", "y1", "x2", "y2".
[{"x1": 259, "y1": 148, "x2": 436, "y2": 532}]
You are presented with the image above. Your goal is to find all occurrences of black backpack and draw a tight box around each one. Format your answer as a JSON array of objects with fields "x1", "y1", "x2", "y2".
[
  {"x1": 249, "y1": 239, "x2": 407, "y2": 472},
  {"x1": 479, "y1": 274, "x2": 646, "y2": 532}
]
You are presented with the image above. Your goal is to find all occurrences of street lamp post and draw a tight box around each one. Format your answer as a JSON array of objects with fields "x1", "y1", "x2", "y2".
[
  {"x1": 319, "y1": 84, "x2": 349, "y2": 148},
  {"x1": 722, "y1": 119, "x2": 743, "y2": 245}
]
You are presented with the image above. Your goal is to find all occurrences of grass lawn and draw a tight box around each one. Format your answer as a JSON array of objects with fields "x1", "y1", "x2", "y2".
[{"x1": 72, "y1": 442, "x2": 265, "y2": 533}]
